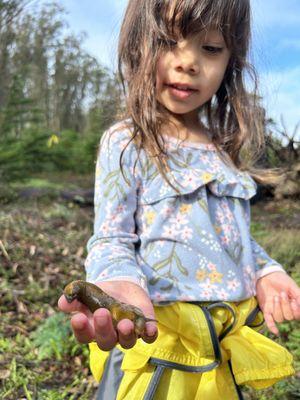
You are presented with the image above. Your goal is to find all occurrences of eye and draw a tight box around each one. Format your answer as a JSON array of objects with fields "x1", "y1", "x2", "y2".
[{"x1": 202, "y1": 45, "x2": 223, "y2": 54}]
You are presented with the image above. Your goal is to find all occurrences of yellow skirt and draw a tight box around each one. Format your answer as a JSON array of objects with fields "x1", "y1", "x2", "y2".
[{"x1": 89, "y1": 297, "x2": 294, "y2": 400}]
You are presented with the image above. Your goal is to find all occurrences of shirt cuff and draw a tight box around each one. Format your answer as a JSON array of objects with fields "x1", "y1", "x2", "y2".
[{"x1": 256, "y1": 266, "x2": 287, "y2": 281}]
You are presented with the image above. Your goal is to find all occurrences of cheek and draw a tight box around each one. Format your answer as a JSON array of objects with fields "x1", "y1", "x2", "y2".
[
  {"x1": 204, "y1": 62, "x2": 228, "y2": 90},
  {"x1": 156, "y1": 58, "x2": 165, "y2": 89}
]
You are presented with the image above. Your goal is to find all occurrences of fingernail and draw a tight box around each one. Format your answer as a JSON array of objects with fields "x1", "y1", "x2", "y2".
[
  {"x1": 146, "y1": 325, "x2": 157, "y2": 337},
  {"x1": 95, "y1": 315, "x2": 107, "y2": 328},
  {"x1": 280, "y1": 292, "x2": 287, "y2": 299}
]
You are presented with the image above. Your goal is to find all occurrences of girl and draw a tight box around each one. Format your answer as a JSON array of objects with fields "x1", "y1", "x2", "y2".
[{"x1": 59, "y1": 0, "x2": 300, "y2": 398}]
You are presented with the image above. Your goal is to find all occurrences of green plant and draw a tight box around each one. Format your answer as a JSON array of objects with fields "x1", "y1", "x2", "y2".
[{"x1": 31, "y1": 312, "x2": 73, "y2": 361}]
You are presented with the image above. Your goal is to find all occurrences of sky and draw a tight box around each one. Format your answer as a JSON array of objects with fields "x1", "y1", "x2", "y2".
[{"x1": 41, "y1": 0, "x2": 300, "y2": 137}]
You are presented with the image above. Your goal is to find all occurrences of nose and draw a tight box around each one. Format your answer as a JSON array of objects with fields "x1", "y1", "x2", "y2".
[{"x1": 174, "y1": 53, "x2": 200, "y2": 75}]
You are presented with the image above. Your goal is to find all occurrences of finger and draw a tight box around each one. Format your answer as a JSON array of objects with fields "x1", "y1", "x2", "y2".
[
  {"x1": 58, "y1": 294, "x2": 91, "y2": 315},
  {"x1": 290, "y1": 299, "x2": 300, "y2": 320},
  {"x1": 263, "y1": 295, "x2": 279, "y2": 335},
  {"x1": 264, "y1": 311, "x2": 279, "y2": 336},
  {"x1": 273, "y1": 295, "x2": 284, "y2": 323},
  {"x1": 94, "y1": 308, "x2": 118, "y2": 351},
  {"x1": 280, "y1": 292, "x2": 294, "y2": 321},
  {"x1": 141, "y1": 321, "x2": 158, "y2": 344},
  {"x1": 71, "y1": 312, "x2": 95, "y2": 343},
  {"x1": 288, "y1": 283, "x2": 300, "y2": 306},
  {"x1": 117, "y1": 319, "x2": 137, "y2": 349}
]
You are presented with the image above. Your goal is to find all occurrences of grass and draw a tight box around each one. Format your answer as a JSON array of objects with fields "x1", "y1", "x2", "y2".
[{"x1": 0, "y1": 183, "x2": 299, "y2": 399}]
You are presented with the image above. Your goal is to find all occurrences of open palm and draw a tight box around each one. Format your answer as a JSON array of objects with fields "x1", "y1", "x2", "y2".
[{"x1": 256, "y1": 271, "x2": 300, "y2": 335}]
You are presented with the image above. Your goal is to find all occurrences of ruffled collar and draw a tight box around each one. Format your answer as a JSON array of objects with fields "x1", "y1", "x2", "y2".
[{"x1": 139, "y1": 143, "x2": 257, "y2": 203}]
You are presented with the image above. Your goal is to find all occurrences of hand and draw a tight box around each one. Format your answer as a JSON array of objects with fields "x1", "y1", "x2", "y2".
[
  {"x1": 256, "y1": 271, "x2": 300, "y2": 335},
  {"x1": 58, "y1": 280, "x2": 157, "y2": 351}
]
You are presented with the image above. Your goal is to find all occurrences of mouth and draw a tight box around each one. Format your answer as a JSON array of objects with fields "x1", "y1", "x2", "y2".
[
  {"x1": 64, "y1": 293, "x2": 76, "y2": 303},
  {"x1": 164, "y1": 82, "x2": 198, "y2": 100},
  {"x1": 165, "y1": 82, "x2": 198, "y2": 92}
]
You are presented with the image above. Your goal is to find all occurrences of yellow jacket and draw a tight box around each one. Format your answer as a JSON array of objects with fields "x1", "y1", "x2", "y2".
[{"x1": 89, "y1": 297, "x2": 294, "y2": 400}]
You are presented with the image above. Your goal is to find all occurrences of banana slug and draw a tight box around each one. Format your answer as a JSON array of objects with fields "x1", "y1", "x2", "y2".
[{"x1": 63, "y1": 280, "x2": 156, "y2": 335}]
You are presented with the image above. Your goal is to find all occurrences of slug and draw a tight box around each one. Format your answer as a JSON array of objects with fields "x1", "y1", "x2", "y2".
[{"x1": 63, "y1": 280, "x2": 156, "y2": 335}]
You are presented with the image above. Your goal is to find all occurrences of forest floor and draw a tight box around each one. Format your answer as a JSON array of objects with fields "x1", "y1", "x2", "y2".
[{"x1": 0, "y1": 175, "x2": 299, "y2": 399}]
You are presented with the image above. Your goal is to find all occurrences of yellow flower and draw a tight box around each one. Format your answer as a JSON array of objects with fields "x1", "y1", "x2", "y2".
[
  {"x1": 196, "y1": 269, "x2": 207, "y2": 281},
  {"x1": 256, "y1": 258, "x2": 268, "y2": 267},
  {"x1": 208, "y1": 271, "x2": 223, "y2": 283},
  {"x1": 179, "y1": 204, "x2": 192, "y2": 214},
  {"x1": 145, "y1": 211, "x2": 156, "y2": 225},
  {"x1": 47, "y1": 134, "x2": 59, "y2": 148},
  {"x1": 201, "y1": 172, "x2": 213, "y2": 182},
  {"x1": 214, "y1": 225, "x2": 222, "y2": 235}
]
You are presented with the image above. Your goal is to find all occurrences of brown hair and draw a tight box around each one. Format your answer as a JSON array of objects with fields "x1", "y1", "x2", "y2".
[{"x1": 114, "y1": 0, "x2": 281, "y2": 191}]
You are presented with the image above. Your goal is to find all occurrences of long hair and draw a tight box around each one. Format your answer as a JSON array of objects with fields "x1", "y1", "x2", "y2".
[{"x1": 115, "y1": 0, "x2": 280, "y2": 191}]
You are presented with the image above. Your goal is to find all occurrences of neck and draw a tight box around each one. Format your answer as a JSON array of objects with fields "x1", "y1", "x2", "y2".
[{"x1": 161, "y1": 109, "x2": 212, "y2": 144}]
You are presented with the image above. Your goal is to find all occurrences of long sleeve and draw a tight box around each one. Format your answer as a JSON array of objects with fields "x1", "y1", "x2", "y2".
[
  {"x1": 243, "y1": 200, "x2": 286, "y2": 280},
  {"x1": 250, "y1": 237, "x2": 286, "y2": 280},
  {"x1": 84, "y1": 127, "x2": 148, "y2": 291}
]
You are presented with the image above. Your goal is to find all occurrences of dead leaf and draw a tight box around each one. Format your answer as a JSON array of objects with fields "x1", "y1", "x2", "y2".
[
  {"x1": 30, "y1": 245, "x2": 36, "y2": 256},
  {"x1": 0, "y1": 369, "x2": 11, "y2": 380},
  {"x1": 62, "y1": 247, "x2": 69, "y2": 256}
]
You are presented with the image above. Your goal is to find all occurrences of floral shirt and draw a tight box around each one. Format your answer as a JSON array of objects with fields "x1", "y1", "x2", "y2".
[{"x1": 85, "y1": 123, "x2": 285, "y2": 303}]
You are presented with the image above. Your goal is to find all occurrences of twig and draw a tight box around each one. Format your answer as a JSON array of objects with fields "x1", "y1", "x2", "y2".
[{"x1": 0, "y1": 239, "x2": 10, "y2": 260}]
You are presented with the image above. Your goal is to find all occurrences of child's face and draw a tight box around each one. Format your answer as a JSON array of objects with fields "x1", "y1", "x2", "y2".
[{"x1": 156, "y1": 29, "x2": 231, "y2": 118}]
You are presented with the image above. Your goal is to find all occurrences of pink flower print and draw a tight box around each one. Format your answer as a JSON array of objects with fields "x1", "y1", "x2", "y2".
[
  {"x1": 200, "y1": 154, "x2": 209, "y2": 164},
  {"x1": 84, "y1": 255, "x2": 91, "y2": 268},
  {"x1": 181, "y1": 226, "x2": 193, "y2": 241},
  {"x1": 162, "y1": 224, "x2": 179, "y2": 238},
  {"x1": 200, "y1": 279, "x2": 216, "y2": 292},
  {"x1": 218, "y1": 288, "x2": 228, "y2": 300},
  {"x1": 110, "y1": 212, "x2": 122, "y2": 225},
  {"x1": 169, "y1": 213, "x2": 188, "y2": 228},
  {"x1": 140, "y1": 186, "x2": 147, "y2": 197},
  {"x1": 201, "y1": 288, "x2": 213, "y2": 299},
  {"x1": 98, "y1": 270, "x2": 109, "y2": 279},
  {"x1": 221, "y1": 235, "x2": 230, "y2": 245},
  {"x1": 153, "y1": 292, "x2": 169, "y2": 302},
  {"x1": 162, "y1": 205, "x2": 175, "y2": 218},
  {"x1": 227, "y1": 278, "x2": 240, "y2": 291},
  {"x1": 207, "y1": 262, "x2": 217, "y2": 271},
  {"x1": 215, "y1": 209, "x2": 225, "y2": 224},
  {"x1": 182, "y1": 171, "x2": 198, "y2": 189},
  {"x1": 116, "y1": 204, "x2": 126, "y2": 213},
  {"x1": 222, "y1": 224, "x2": 232, "y2": 235},
  {"x1": 210, "y1": 160, "x2": 222, "y2": 173},
  {"x1": 243, "y1": 265, "x2": 253, "y2": 275},
  {"x1": 100, "y1": 221, "x2": 110, "y2": 235}
]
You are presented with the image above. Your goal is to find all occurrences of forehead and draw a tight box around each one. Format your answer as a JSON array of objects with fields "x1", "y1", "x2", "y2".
[
  {"x1": 195, "y1": 29, "x2": 225, "y2": 42},
  {"x1": 160, "y1": 0, "x2": 233, "y2": 47}
]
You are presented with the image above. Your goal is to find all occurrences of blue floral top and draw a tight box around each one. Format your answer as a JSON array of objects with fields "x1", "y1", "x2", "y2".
[{"x1": 85, "y1": 123, "x2": 285, "y2": 303}]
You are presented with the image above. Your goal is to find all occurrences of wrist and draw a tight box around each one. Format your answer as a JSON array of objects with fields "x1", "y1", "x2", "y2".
[{"x1": 256, "y1": 266, "x2": 286, "y2": 281}]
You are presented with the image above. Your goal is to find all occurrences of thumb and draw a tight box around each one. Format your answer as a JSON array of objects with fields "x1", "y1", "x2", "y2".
[{"x1": 57, "y1": 293, "x2": 91, "y2": 316}]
